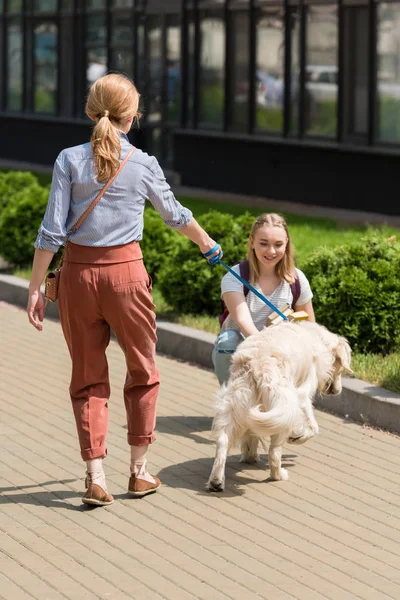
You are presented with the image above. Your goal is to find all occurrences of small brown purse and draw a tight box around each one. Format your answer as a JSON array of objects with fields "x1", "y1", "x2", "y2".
[{"x1": 44, "y1": 147, "x2": 135, "y2": 303}]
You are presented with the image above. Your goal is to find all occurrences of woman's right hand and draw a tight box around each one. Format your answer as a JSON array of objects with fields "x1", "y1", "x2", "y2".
[
  {"x1": 200, "y1": 240, "x2": 223, "y2": 265},
  {"x1": 27, "y1": 287, "x2": 45, "y2": 331}
]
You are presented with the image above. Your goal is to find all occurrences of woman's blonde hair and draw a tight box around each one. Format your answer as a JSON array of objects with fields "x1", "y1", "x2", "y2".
[
  {"x1": 247, "y1": 213, "x2": 296, "y2": 284},
  {"x1": 85, "y1": 73, "x2": 141, "y2": 182}
]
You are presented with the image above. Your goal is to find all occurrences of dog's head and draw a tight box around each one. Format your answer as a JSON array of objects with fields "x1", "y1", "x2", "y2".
[{"x1": 321, "y1": 335, "x2": 353, "y2": 396}]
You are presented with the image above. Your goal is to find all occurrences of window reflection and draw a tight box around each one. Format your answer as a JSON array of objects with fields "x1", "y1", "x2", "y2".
[
  {"x1": 87, "y1": 48, "x2": 107, "y2": 86},
  {"x1": 378, "y1": 4, "x2": 400, "y2": 142},
  {"x1": 147, "y1": 16, "x2": 163, "y2": 123},
  {"x1": 7, "y1": 18, "x2": 23, "y2": 110},
  {"x1": 290, "y1": 9, "x2": 300, "y2": 134},
  {"x1": 34, "y1": 22, "x2": 58, "y2": 114},
  {"x1": 230, "y1": 10, "x2": 249, "y2": 131},
  {"x1": 34, "y1": 0, "x2": 57, "y2": 11},
  {"x1": 112, "y1": 0, "x2": 134, "y2": 6},
  {"x1": 306, "y1": 6, "x2": 338, "y2": 137},
  {"x1": 256, "y1": 7, "x2": 284, "y2": 132},
  {"x1": 110, "y1": 50, "x2": 133, "y2": 77},
  {"x1": 111, "y1": 13, "x2": 132, "y2": 44},
  {"x1": 87, "y1": 14, "x2": 106, "y2": 44},
  {"x1": 199, "y1": 12, "x2": 225, "y2": 126},
  {"x1": 186, "y1": 16, "x2": 195, "y2": 125},
  {"x1": 7, "y1": 0, "x2": 22, "y2": 11},
  {"x1": 86, "y1": 0, "x2": 106, "y2": 8},
  {"x1": 167, "y1": 15, "x2": 181, "y2": 124}
]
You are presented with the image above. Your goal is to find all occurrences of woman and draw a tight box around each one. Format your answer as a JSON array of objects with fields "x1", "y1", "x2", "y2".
[
  {"x1": 212, "y1": 212, "x2": 315, "y2": 386},
  {"x1": 27, "y1": 73, "x2": 222, "y2": 506}
]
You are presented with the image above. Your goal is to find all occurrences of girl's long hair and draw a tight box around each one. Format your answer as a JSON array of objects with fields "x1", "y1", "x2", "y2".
[
  {"x1": 247, "y1": 213, "x2": 296, "y2": 284},
  {"x1": 85, "y1": 73, "x2": 141, "y2": 182}
]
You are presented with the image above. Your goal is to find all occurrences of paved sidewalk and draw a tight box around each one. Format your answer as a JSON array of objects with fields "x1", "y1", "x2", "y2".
[{"x1": 1, "y1": 302, "x2": 400, "y2": 600}]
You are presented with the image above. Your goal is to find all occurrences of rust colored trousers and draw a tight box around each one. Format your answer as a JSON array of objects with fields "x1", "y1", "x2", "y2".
[{"x1": 58, "y1": 241, "x2": 159, "y2": 461}]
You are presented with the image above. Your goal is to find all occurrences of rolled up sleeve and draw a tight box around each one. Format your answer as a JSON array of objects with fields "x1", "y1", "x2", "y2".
[
  {"x1": 145, "y1": 157, "x2": 192, "y2": 230},
  {"x1": 34, "y1": 153, "x2": 71, "y2": 252}
]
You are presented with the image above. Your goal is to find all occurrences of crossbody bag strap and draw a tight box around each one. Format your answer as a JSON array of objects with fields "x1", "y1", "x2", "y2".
[{"x1": 68, "y1": 146, "x2": 136, "y2": 236}]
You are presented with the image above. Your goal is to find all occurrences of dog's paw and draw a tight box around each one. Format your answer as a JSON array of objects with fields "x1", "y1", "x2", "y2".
[
  {"x1": 288, "y1": 428, "x2": 315, "y2": 445},
  {"x1": 240, "y1": 453, "x2": 260, "y2": 464},
  {"x1": 206, "y1": 478, "x2": 225, "y2": 492},
  {"x1": 270, "y1": 468, "x2": 289, "y2": 481}
]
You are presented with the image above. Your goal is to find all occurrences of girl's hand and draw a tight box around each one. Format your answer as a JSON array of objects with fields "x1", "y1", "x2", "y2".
[{"x1": 27, "y1": 288, "x2": 45, "y2": 331}]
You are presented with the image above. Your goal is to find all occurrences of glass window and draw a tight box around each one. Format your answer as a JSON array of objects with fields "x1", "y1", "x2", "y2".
[
  {"x1": 343, "y1": 6, "x2": 368, "y2": 137},
  {"x1": 7, "y1": 18, "x2": 23, "y2": 111},
  {"x1": 199, "y1": 11, "x2": 225, "y2": 127},
  {"x1": 305, "y1": 5, "x2": 338, "y2": 137},
  {"x1": 34, "y1": 0, "x2": 57, "y2": 10},
  {"x1": 86, "y1": 0, "x2": 106, "y2": 9},
  {"x1": 147, "y1": 16, "x2": 163, "y2": 123},
  {"x1": 167, "y1": 15, "x2": 181, "y2": 124},
  {"x1": 289, "y1": 8, "x2": 301, "y2": 134},
  {"x1": 112, "y1": 0, "x2": 134, "y2": 6},
  {"x1": 7, "y1": 0, "x2": 22, "y2": 11},
  {"x1": 87, "y1": 14, "x2": 106, "y2": 44},
  {"x1": 111, "y1": 13, "x2": 132, "y2": 44},
  {"x1": 87, "y1": 47, "x2": 107, "y2": 86},
  {"x1": 377, "y1": 4, "x2": 400, "y2": 143},
  {"x1": 62, "y1": 0, "x2": 74, "y2": 8},
  {"x1": 110, "y1": 49, "x2": 133, "y2": 76},
  {"x1": 229, "y1": 10, "x2": 249, "y2": 131},
  {"x1": 256, "y1": 7, "x2": 284, "y2": 133},
  {"x1": 186, "y1": 15, "x2": 195, "y2": 125},
  {"x1": 34, "y1": 22, "x2": 58, "y2": 114},
  {"x1": 136, "y1": 22, "x2": 145, "y2": 89}
]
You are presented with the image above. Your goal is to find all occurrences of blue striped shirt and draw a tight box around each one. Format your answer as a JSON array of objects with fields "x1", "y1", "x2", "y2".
[{"x1": 34, "y1": 131, "x2": 193, "y2": 252}]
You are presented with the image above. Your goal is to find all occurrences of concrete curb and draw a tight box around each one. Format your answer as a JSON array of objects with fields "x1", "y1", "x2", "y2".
[{"x1": 2, "y1": 272, "x2": 400, "y2": 436}]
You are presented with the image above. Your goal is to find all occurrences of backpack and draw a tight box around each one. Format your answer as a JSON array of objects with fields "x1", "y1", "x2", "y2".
[{"x1": 219, "y1": 259, "x2": 301, "y2": 328}]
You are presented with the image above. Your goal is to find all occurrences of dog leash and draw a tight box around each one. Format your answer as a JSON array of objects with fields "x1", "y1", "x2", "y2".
[{"x1": 202, "y1": 244, "x2": 289, "y2": 321}]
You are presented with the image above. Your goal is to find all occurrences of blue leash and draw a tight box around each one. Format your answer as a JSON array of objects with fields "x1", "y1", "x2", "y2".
[{"x1": 202, "y1": 244, "x2": 289, "y2": 321}]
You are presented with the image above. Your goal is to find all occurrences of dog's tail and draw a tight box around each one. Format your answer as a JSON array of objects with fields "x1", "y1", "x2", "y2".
[{"x1": 246, "y1": 382, "x2": 302, "y2": 438}]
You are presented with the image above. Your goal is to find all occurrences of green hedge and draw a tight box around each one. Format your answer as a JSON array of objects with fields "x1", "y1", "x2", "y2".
[
  {"x1": 0, "y1": 183, "x2": 50, "y2": 267},
  {"x1": 0, "y1": 171, "x2": 38, "y2": 212},
  {"x1": 302, "y1": 234, "x2": 400, "y2": 354},
  {"x1": 157, "y1": 210, "x2": 255, "y2": 315}
]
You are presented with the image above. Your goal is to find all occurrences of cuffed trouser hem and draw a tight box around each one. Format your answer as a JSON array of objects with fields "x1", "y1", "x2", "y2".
[
  {"x1": 81, "y1": 447, "x2": 107, "y2": 461},
  {"x1": 127, "y1": 433, "x2": 156, "y2": 446}
]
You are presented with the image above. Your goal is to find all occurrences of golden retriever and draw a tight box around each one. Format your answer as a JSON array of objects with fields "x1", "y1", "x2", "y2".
[{"x1": 206, "y1": 321, "x2": 352, "y2": 492}]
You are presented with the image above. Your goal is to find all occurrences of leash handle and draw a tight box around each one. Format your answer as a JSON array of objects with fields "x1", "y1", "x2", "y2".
[
  {"x1": 202, "y1": 243, "x2": 223, "y2": 265},
  {"x1": 218, "y1": 259, "x2": 288, "y2": 321}
]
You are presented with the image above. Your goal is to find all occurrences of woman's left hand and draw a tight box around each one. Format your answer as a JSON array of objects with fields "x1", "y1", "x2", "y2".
[{"x1": 27, "y1": 288, "x2": 45, "y2": 331}]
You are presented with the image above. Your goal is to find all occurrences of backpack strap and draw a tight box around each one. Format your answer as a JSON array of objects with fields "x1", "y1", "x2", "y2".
[
  {"x1": 290, "y1": 273, "x2": 301, "y2": 308},
  {"x1": 239, "y1": 260, "x2": 250, "y2": 297}
]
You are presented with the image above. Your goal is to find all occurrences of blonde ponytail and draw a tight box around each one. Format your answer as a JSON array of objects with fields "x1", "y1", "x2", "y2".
[{"x1": 85, "y1": 74, "x2": 141, "y2": 182}]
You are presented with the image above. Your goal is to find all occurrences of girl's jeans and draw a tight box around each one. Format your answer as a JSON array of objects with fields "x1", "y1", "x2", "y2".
[{"x1": 212, "y1": 329, "x2": 244, "y2": 385}]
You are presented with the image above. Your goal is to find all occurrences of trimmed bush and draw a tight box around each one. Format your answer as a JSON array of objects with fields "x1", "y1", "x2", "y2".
[
  {"x1": 0, "y1": 183, "x2": 50, "y2": 267},
  {"x1": 302, "y1": 234, "x2": 400, "y2": 354},
  {"x1": 141, "y1": 207, "x2": 180, "y2": 283},
  {"x1": 157, "y1": 210, "x2": 255, "y2": 315},
  {"x1": 0, "y1": 171, "x2": 38, "y2": 212}
]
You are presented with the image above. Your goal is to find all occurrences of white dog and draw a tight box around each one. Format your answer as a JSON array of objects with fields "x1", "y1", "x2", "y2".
[{"x1": 206, "y1": 321, "x2": 352, "y2": 492}]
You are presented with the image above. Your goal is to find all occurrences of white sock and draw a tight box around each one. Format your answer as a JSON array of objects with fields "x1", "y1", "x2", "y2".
[
  {"x1": 130, "y1": 446, "x2": 156, "y2": 484},
  {"x1": 86, "y1": 458, "x2": 108, "y2": 491}
]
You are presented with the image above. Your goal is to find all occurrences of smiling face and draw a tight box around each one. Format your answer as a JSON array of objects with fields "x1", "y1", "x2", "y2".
[{"x1": 250, "y1": 224, "x2": 288, "y2": 270}]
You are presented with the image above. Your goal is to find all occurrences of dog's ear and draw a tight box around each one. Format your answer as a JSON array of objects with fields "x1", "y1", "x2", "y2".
[{"x1": 336, "y1": 338, "x2": 353, "y2": 374}]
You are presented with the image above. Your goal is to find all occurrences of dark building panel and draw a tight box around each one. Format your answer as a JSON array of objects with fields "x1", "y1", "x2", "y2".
[{"x1": 174, "y1": 129, "x2": 399, "y2": 215}]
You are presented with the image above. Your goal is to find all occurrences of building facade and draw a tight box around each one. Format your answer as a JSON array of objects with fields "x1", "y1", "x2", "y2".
[{"x1": 1, "y1": 0, "x2": 400, "y2": 213}]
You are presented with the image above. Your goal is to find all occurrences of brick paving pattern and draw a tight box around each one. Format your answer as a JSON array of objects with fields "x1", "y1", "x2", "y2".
[{"x1": 1, "y1": 301, "x2": 400, "y2": 600}]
